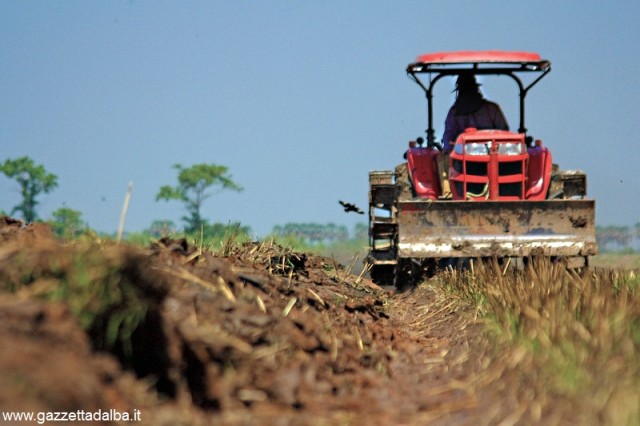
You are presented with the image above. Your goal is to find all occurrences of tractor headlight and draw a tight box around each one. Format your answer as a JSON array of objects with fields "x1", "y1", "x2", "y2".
[
  {"x1": 456, "y1": 141, "x2": 524, "y2": 156},
  {"x1": 497, "y1": 142, "x2": 523, "y2": 155},
  {"x1": 464, "y1": 142, "x2": 489, "y2": 155}
]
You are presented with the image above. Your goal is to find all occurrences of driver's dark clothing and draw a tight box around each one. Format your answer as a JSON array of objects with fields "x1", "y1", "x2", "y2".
[{"x1": 441, "y1": 94, "x2": 508, "y2": 153}]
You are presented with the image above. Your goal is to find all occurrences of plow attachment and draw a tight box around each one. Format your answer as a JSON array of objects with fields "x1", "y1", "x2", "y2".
[{"x1": 396, "y1": 199, "x2": 597, "y2": 259}]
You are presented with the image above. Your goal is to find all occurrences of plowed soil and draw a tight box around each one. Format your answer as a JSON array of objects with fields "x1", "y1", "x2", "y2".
[{"x1": 0, "y1": 217, "x2": 502, "y2": 425}]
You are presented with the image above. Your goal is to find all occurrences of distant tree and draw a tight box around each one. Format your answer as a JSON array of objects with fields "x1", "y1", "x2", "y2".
[
  {"x1": 271, "y1": 222, "x2": 350, "y2": 245},
  {"x1": 156, "y1": 163, "x2": 243, "y2": 233},
  {"x1": 353, "y1": 222, "x2": 368, "y2": 241},
  {"x1": 325, "y1": 223, "x2": 349, "y2": 243},
  {"x1": 50, "y1": 206, "x2": 85, "y2": 239},
  {"x1": 596, "y1": 225, "x2": 632, "y2": 250},
  {"x1": 202, "y1": 222, "x2": 251, "y2": 240},
  {"x1": 145, "y1": 220, "x2": 178, "y2": 238},
  {"x1": 0, "y1": 156, "x2": 58, "y2": 222}
]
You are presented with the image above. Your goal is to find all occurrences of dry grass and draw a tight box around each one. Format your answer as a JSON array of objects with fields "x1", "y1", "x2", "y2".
[
  {"x1": 221, "y1": 239, "x2": 307, "y2": 278},
  {"x1": 434, "y1": 258, "x2": 640, "y2": 425}
]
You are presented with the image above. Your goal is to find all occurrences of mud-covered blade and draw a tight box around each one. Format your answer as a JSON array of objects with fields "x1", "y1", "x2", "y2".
[{"x1": 396, "y1": 199, "x2": 597, "y2": 258}]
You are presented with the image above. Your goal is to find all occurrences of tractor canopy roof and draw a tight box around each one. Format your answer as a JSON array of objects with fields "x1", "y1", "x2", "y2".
[{"x1": 408, "y1": 50, "x2": 550, "y2": 74}]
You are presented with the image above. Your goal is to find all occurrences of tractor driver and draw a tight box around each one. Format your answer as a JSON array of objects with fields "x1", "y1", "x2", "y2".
[
  {"x1": 438, "y1": 73, "x2": 509, "y2": 196},
  {"x1": 441, "y1": 72, "x2": 509, "y2": 153}
]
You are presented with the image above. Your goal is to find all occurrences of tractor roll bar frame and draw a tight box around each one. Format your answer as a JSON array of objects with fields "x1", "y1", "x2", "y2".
[{"x1": 407, "y1": 56, "x2": 551, "y2": 146}]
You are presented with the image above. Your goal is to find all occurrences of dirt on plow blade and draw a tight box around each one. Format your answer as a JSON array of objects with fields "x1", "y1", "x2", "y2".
[{"x1": 396, "y1": 199, "x2": 597, "y2": 259}]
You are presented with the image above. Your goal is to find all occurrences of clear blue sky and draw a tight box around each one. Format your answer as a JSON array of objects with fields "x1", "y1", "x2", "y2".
[{"x1": 2, "y1": 1, "x2": 639, "y2": 237}]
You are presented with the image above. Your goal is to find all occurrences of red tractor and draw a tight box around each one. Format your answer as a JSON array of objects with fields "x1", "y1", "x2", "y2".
[{"x1": 368, "y1": 51, "x2": 597, "y2": 286}]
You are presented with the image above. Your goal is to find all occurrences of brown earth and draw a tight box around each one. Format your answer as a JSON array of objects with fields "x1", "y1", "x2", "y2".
[{"x1": 0, "y1": 217, "x2": 507, "y2": 425}]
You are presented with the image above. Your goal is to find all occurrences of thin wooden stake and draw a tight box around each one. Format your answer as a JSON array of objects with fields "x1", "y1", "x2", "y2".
[{"x1": 116, "y1": 181, "x2": 133, "y2": 243}]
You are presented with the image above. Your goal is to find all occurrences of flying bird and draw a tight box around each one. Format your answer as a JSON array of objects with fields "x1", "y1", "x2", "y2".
[{"x1": 339, "y1": 200, "x2": 365, "y2": 214}]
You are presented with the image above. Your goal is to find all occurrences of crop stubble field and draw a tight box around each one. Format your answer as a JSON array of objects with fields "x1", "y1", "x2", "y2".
[{"x1": 0, "y1": 216, "x2": 638, "y2": 425}]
